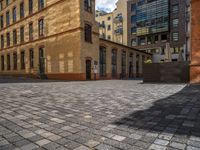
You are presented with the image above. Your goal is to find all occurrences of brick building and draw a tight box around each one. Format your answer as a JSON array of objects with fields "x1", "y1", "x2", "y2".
[
  {"x1": 0, "y1": 0, "x2": 151, "y2": 80},
  {"x1": 190, "y1": 0, "x2": 200, "y2": 83}
]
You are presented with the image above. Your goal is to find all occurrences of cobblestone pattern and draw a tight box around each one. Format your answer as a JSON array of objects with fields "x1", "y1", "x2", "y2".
[{"x1": 0, "y1": 78, "x2": 200, "y2": 150}]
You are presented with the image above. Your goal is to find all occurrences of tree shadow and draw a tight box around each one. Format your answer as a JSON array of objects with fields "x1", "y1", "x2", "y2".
[{"x1": 113, "y1": 84, "x2": 200, "y2": 137}]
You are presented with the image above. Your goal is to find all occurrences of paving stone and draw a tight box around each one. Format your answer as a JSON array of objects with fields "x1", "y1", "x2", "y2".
[
  {"x1": 129, "y1": 133, "x2": 142, "y2": 140},
  {"x1": 47, "y1": 135, "x2": 61, "y2": 141},
  {"x1": 74, "y1": 145, "x2": 91, "y2": 150},
  {"x1": 187, "y1": 140, "x2": 200, "y2": 148},
  {"x1": 50, "y1": 118, "x2": 65, "y2": 123},
  {"x1": 84, "y1": 140, "x2": 100, "y2": 148},
  {"x1": 0, "y1": 79, "x2": 199, "y2": 150},
  {"x1": 154, "y1": 139, "x2": 169, "y2": 146},
  {"x1": 20, "y1": 143, "x2": 39, "y2": 150},
  {"x1": 112, "y1": 135, "x2": 126, "y2": 141},
  {"x1": 149, "y1": 144, "x2": 166, "y2": 150},
  {"x1": 187, "y1": 146, "x2": 200, "y2": 150},
  {"x1": 170, "y1": 142, "x2": 186, "y2": 150},
  {"x1": 36, "y1": 139, "x2": 51, "y2": 146}
]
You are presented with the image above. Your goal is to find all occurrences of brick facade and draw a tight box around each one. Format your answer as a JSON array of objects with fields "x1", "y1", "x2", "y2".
[
  {"x1": 0, "y1": 0, "x2": 151, "y2": 81},
  {"x1": 190, "y1": 0, "x2": 200, "y2": 83}
]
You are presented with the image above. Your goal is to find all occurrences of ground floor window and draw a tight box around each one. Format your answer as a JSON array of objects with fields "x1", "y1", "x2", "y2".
[
  {"x1": 29, "y1": 48, "x2": 34, "y2": 68},
  {"x1": 112, "y1": 49, "x2": 117, "y2": 77},
  {"x1": 13, "y1": 52, "x2": 17, "y2": 70},
  {"x1": 7, "y1": 54, "x2": 10, "y2": 70},
  {"x1": 21, "y1": 51, "x2": 25, "y2": 70},
  {"x1": 1, "y1": 55, "x2": 4, "y2": 71},
  {"x1": 129, "y1": 53, "x2": 133, "y2": 78},
  {"x1": 100, "y1": 46, "x2": 106, "y2": 77},
  {"x1": 121, "y1": 51, "x2": 126, "y2": 78}
]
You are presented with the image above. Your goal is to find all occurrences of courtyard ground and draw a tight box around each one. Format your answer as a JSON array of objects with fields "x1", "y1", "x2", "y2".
[{"x1": 0, "y1": 77, "x2": 200, "y2": 150}]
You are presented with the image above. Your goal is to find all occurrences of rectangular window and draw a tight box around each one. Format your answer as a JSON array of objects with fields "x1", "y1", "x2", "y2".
[
  {"x1": 20, "y1": 2, "x2": 24, "y2": 19},
  {"x1": 13, "y1": 29, "x2": 17, "y2": 45},
  {"x1": 85, "y1": 24, "x2": 92, "y2": 42},
  {"x1": 138, "y1": 37, "x2": 146, "y2": 45},
  {"x1": 172, "y1": 4, "x2": 179, "y2": 14},
  {"x1": 38, "y1": 0, "x2": 44, "y2": 10},
  {"x1": 161, "y1": 34, "x2": 168, "y2": 41},
  {"x1": 121, "y1": 51, "x2": 126, "y2": 77},
  {"x1": 0, "y1": 15, "x2": 3, "y2": 29},
  {"x1": 172, "y1": 32, "x2": 179, "y2": 41},
  {"x1": 29, "y1": 48, "x2": 34, "y2": 68},
  {"x1": 131, "y1": 38, "x2": 137, "y2": 46},
  {"x1": 29, "y1": 22, "x2": 33, "y2": 41},
  {"x1": 131, "y1": 27, "x2": 136, "y2": 34},
  {"x1": 13, "y1": 6, "x2": 17, "y2": 23},
  {"x1": 13, "y1": 52, "x2": 17, "y2": 70},
  {"x1": 131, "y1": 15, "x2": 136, "y2": 24},
  {"x1": 131, "y1": 4, "x2": 137, "y2": 12},
  {"x1": 111, "y1": 49, "x2": 117, "y2": 77},
  {"x1": 172, "y1": 18, "x2": 179, "y2": 28},
  {"x1": 84, "y1": 0, "x2": 92, "y2": 12},
  {"x1": 99, "y1": 46, "x2": 106, "y2": 77},
  {"x1": 29, "y1": 0, "x2": 33, "y2": 14},
  {"x1": 155, "y1": 35, "x2": 159, "y2": 43},
  {"x1": 1, "y1": 55, "x2": 4, "y2": 71},
  {"x1": 107, "y1": 25, "x2": 111, "y2": 31},
  {"x1": 38, "y1": 19, "x2": 44, "y2": 37},
  {"x1": 20, "y1": 26, "x2": 24, "y2": 43},
  {"x1": 7, "y1": 54, "x2": 10, "y2": 70},
  {"x1": 1, "y1": 35, "x2": 4, "y2": 49},
  {"x1": 6, "y1": 0, "x2": 10, "y2": 6},
  {"x1": 21, "y1": 51, "x2": 25, "y2": 69},
  {"x1": 0, "y1": 1, "x2": 3, "y2": 11},
  {"x1": 6, "y1": 11, "x2": 10, "y2": 26},
  {"x1": 6, "y1": 32, "x2": 10, "y2": 47}
]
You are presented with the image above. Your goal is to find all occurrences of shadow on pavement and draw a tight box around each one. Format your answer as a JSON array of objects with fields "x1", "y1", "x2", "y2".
[
  {"x1": 113, "y1": 85, "x2": 200, "y2": 137},
  {"x1": 0, "y1": 76, "x2": 68, "y2": 84}
]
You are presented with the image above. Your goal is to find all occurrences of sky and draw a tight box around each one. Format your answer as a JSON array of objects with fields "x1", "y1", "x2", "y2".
[{"x1": 96, "y1": 0, "x2": 118, "y2": 12}]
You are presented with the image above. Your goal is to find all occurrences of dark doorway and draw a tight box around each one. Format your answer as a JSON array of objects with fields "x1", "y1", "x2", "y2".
[
  {"x1": 39, "y1": 47, "x2": 45, "y2": 74},
  {"x1": 86, "y1": 60, "x2": 91, "y2": 80}
]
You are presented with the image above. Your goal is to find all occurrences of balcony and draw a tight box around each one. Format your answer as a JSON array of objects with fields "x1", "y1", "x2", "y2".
[
  {"x1": 99, "y1": 23, "x2": 105, "y2": 28},
  {"x1": 114, "y1": 16, "x2": 123, "y2": 23},
  {"x1": 100, "y1": 34, "x2": 106, "y2": 39},
  {"x1": 115, "y1": 27, "x2": 123, "y2": 34}
]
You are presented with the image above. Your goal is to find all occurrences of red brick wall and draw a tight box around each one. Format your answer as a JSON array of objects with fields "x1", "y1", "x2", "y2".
[{"x1": 190, "y1": 0, "x2": 200, "y2": 83}]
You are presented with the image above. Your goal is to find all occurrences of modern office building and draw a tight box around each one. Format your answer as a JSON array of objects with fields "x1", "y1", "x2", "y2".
[
  {"x1": 0, "y1": 0, "x2": 151, "y2": 80},
  {"x1": 190, "y1": 0, "x2": 200, "y2": 83},
  {"x1": 96, "y1": 0, "x2": 189, "y2": 63},
  {"x1": 128, "y1": 0, "x2": 188, "y2": 62}
]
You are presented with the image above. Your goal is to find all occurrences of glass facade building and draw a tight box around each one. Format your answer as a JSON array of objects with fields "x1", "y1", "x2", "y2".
[{"x1": 136, "y1": 0, "x2": 169, "y2": 36}]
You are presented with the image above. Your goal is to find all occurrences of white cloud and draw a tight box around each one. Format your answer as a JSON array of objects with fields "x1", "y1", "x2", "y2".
[{"x1": 96, "y1": 0, "x2": 118, "y2": 12}]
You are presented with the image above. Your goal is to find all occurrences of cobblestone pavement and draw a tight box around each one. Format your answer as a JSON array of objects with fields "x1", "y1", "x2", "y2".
[{"x1": 0, "y1": 77, "x2": 200, "y2": 150}]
